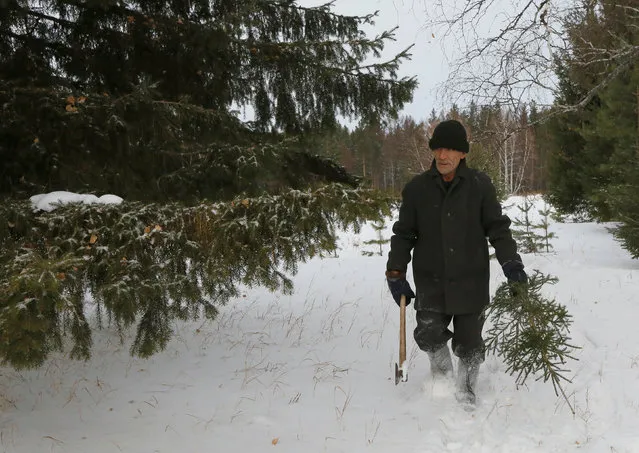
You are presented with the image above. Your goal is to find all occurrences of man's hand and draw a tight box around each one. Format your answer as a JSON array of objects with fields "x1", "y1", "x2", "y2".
[
  {"x1": 502, "y1": 260, "x2": 528, "y2": 297},
  {"x1": 385, "y1": 270, "x2": 415, "y2": 306},
  {"x1": 502, "y1": 260, "x2": 528, "y2": 283}
]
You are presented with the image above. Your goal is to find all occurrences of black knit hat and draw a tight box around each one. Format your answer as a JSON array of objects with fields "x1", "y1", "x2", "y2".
[{"x1": 428, "y1": 120, "x2": 469, "y2": 153}]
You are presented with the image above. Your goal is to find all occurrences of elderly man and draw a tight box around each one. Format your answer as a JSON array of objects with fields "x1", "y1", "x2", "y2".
[{"x1": 385, "y1": 119, "x2": 527, "y2": 405}]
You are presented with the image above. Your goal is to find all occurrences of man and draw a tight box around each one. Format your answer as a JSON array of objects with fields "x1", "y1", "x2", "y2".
[{"x1": 385, "y1": 119, "x2": 527, "y2": 405}]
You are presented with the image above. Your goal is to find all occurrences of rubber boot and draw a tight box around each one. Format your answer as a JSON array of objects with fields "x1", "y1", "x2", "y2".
[
  {"x1": 427, "y1": 345, "x2": 453, "y2": 377},
  {"x1": 455, "y1": 358, "x2": 480, "y2": 406}
]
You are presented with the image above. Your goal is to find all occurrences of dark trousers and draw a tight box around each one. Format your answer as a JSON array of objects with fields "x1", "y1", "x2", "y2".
[{"x1": 413, "y1": 310, "x2": 486, "y2": 363}]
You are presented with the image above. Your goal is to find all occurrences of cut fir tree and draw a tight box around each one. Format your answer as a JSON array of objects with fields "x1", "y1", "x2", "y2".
[{"x1": 484, "y1": 271, "x2": 579, "y2": 413}]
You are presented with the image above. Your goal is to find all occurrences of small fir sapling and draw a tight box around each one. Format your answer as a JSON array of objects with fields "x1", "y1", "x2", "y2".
[
  {"x1": 536, "y1": 202, "x2": 557, "y2": 253},
  {"x1": 512, "y1": 195, "x2": 546, "y2": 253},
  {"x1": 362, "y1": 219, "x2": 390, "y2": 257}
]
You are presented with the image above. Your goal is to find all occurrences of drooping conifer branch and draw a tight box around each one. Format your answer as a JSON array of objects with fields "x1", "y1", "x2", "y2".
[{"x1": 0, "y1": 185, "x2": 392, "y2": 368}]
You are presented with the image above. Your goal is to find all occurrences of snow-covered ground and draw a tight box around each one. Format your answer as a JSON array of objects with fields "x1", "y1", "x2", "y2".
[{"x1": 1, "y1": 195, "x2": 638, "y2": 452}]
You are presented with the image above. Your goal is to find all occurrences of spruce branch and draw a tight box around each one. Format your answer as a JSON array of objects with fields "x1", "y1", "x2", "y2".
[
  {"x1": 485, "y1": 271, "x2": 579, "y2": 414},
  {"x1": 0, "y1": 186, "x2": 392, "y2": 367}
]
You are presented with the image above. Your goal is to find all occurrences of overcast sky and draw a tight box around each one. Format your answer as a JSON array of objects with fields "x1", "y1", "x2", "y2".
[
  {"x1": 298, "y1": 0, "x2": 451, "y2": 123},
  {"x1": 297, "y1": 0, "x2": 560, "y2": 123}
]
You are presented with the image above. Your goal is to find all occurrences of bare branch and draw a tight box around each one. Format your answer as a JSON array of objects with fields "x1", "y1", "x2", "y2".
[{"x1": 417, "y1": 0, "x2": 639, "y2": 122}]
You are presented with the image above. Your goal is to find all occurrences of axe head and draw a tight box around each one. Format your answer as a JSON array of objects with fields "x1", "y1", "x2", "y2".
[{"x1": 394, "y1": 362, "x2": 407, "y2": 385}]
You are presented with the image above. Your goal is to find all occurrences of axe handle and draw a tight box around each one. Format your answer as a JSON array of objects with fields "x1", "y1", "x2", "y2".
[{"x1": 399, "y1": 295, "x2": 406, "y2": 365}]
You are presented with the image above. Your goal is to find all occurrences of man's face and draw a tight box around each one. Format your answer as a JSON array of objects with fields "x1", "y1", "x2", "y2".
[{"x1": 433, "y1": 148, "x2": 466, "y2": 176}]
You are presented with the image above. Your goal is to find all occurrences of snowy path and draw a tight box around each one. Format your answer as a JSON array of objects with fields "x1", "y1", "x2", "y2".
[{"x1": 1, "y1": 199, "x2": 639, "y2": 452}]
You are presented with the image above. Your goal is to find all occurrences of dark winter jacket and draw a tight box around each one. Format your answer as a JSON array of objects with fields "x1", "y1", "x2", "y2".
[{"x1": 386, "y1": 159, "x2": 521, "y2": 314}]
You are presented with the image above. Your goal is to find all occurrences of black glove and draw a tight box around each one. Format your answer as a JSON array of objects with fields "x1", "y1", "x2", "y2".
[
  {"x1": 502, "y1": 260, "x2": 528, "y2": 296},
  {"x1": 386, "y1": 270, "x2": 415, "y2": 306},
  {"x1": 502, "y1": 260, "x2": 528, "y2": 283}
]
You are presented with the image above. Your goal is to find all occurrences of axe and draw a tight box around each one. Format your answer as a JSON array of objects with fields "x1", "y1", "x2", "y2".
[{"x1": 394, "y1": 294, "x2": 408, "y2": 385}]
